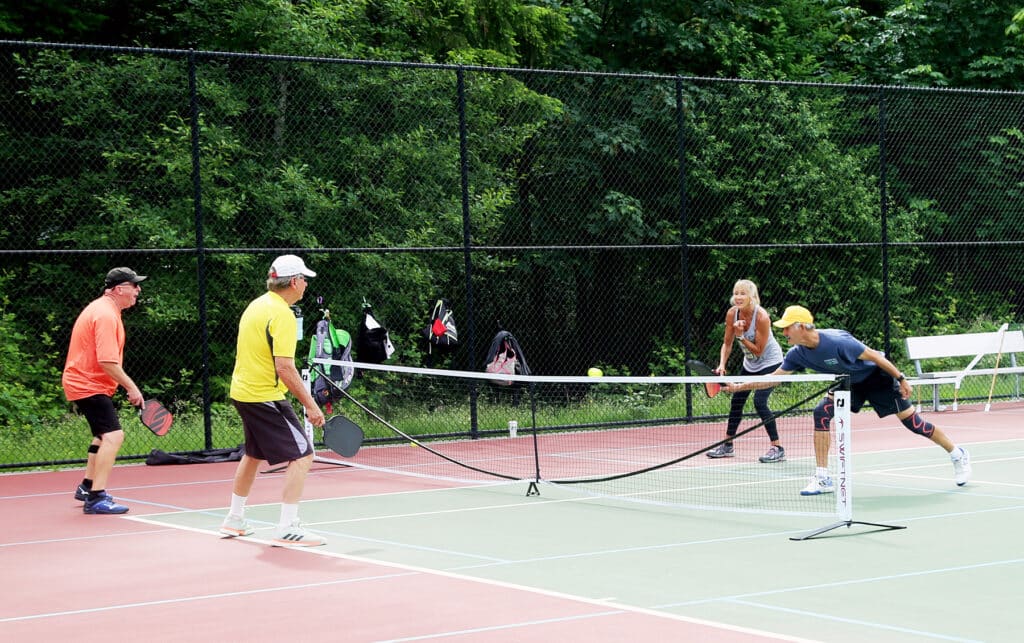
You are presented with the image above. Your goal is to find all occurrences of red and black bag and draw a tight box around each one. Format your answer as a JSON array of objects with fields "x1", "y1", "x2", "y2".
[{"x1": 422, "y1": 298, "x2": 458, "y2": 355}]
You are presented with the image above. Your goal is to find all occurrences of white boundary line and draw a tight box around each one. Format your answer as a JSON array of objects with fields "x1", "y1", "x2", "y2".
[{"x1": 6, "y1": 511, "x2": 817, "y2": 642}]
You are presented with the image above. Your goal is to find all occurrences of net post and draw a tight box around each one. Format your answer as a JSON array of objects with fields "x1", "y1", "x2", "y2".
[
  {"x1": 526, "y1": 481, "x2": 540, "y2": 496},
  {"x1": 791, "y1": 375, "x2": 906, "y2": 541},
  {"x1": 835, "y1": 385, "x2": 853, "y2": 523}
]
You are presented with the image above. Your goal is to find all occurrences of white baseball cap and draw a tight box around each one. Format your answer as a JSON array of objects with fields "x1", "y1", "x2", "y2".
[{"x1": 268, "y1": 255, "x2": 316, "y2": 279}]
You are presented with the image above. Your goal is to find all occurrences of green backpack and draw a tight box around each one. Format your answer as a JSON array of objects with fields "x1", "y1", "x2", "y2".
[{"x1": 308, "y1": 316, "x2": 353, "y2": 410}]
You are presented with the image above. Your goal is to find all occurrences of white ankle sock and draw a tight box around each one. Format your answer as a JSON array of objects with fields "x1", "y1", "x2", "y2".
[
  {"x1": 229, "y1": 493, "x2": 247, "y2": 518},
  {"x1": 279, "y1": 503, "x2": 299, "y2": 528}
]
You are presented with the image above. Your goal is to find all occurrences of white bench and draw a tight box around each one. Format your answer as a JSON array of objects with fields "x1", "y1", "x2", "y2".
[{"x1": 904, "y1": 326, "x2": 1024, "y2": 410}]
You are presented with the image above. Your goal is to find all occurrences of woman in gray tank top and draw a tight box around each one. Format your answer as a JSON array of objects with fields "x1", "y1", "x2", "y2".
[{"x1": 708, "y1": 279, "x2": 786, "y2": 463}]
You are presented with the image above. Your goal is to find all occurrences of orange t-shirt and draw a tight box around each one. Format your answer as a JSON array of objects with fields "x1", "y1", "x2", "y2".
[{"x1": 62, "y1": 295, "x2": 125, "y2": 401}]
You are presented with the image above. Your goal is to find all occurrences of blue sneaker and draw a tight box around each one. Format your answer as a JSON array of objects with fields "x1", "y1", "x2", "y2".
[
  {"x1": 83, "y1": 496, "x2": 129, "y2": 514},
  {"x1": 76, "y1": 486, "x2": 110, "y2": 502}
]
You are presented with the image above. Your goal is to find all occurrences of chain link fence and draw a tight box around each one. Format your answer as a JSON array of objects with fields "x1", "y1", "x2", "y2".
[{"x1": 2, "y1": 42, "x2": 1022, "y2": 469}]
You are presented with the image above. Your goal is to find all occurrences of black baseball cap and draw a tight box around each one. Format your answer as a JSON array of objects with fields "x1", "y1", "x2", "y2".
[{"x1": 104, "y1": 267, "x2": 148, "y2": 289}]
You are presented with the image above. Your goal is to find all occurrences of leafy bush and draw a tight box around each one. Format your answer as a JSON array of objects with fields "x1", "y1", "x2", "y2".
[{"x1": 0, "y1": 308, "x2": 65, "y2": 431}]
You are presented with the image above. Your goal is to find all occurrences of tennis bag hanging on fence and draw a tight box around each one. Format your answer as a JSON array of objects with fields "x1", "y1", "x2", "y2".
[
  {"x1": 484, "y1": 329, "x2": 530, "y2": 385},
  {"x1": 485, "y1": 339, "x2": 517, "y2": 384},
  {"x1": 308, "y1": 316, "x2": 354, "y2": 412},
  {"x1": 355, "y1": 303, "x2": 395, "y2": 364},
  {"x1": 422, "y1": 298, "x2": 458, "y2": 354}
]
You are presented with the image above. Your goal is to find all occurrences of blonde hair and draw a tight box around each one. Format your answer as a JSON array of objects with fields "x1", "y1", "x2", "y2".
[{"x1": 730, "y1": 279, "x2": 761, "y2": 308}]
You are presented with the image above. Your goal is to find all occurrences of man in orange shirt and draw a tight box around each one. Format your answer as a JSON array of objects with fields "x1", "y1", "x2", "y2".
[{"x1": 63, "y1": 267, "x2": 147, "y2": 514}]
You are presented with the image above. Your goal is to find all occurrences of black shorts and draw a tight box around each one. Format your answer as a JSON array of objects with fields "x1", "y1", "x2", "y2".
[
  {"x1": 73, "y1": 394, "x2": 123, "y2": 438},
  {"x1": 232, "y1": 399, "x2": 313, "y2": 466},
  {"x1": 849, "y1": 368, "x2": 912, "y2": 418}
]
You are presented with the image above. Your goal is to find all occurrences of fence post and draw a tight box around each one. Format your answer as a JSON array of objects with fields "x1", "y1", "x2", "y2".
[
  {"x1": 878, "y1": 87, "x2": 892, "y2": 356},
  {"x1": 676, "y1": 77, "x2": 695, "y2": 419},
  {"x1": 458, "y1": 66, "x2": 480, "y2": 437},
  {"x1": 188, "y1": 49, "x2": 213, "y2": 449}
]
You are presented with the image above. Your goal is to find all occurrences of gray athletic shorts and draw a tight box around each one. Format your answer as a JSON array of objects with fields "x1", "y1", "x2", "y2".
[{"x1": 231, "y1": 399, "x2": 313, "y2": 466}]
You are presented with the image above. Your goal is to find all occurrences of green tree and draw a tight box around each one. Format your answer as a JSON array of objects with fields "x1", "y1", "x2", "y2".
[{"x1": 830, "y1": 0, "x2": 1024, "y2": 89}]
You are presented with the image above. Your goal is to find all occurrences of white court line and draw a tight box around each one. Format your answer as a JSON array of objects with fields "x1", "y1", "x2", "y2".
[
  {"x1": 0, "y1": 528, "x2": 177, "y2": 548},
  {"x1": 130, "y1": 490, "x2": 1024, "y2": 574},
  {"x1": 0, "y1": 464, "x2": 373, "y2": 501},
  {"x1": 130, "y1": 503, "x2": 1018, "y2": 643},
  {"x1": 871, "y1": 470, "x2": 1024, "y2": 489},
  {"x1": 859, "y1": 450, "x2": 1024, "y2": 489},
  {"x1": 5, "y1": 514, "x2": 818, "y2": 643},
  {"x1": 17, "y1": 468, "x2": 1018, "y2": 643},
  {"x1": 8, "y1": 439, "x2": 1021, "y2": 639},
  {"x1": 655, "y1": 558, "x2": 1023, "y2": 643},
  {"x1": 725, "y1": 599, "x2": 983, "y2": 643},
  {"x1": 0, "y1": 568, "x2": 419, "y2": 624}
]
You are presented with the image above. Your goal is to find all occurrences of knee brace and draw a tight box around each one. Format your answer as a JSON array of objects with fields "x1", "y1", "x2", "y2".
[
  {"x1": 813, "y1": 397, "x2": 833, "y2": 431},
  {"x1": 88, "y1": 444, "x2": 100, "y2": 454},
  {"x1": 900, "y1": 412, "x2": 934, "y2": 438}
]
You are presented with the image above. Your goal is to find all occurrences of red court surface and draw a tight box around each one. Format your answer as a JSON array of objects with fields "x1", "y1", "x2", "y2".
[
  {"x1": 2, "y1": 400, "x2": 1020, "y2": 642},
  {"x1": 2, "y1": 463, "x2": 787, "y2": 641}
]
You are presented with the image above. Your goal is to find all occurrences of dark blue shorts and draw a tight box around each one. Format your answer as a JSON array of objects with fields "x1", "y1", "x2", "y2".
[
  {"x1": 73, "y1": 394, "x2": 122, "y2": 437},
  {"x1": 232, "y1": 399, "x2": 313, "y2": 466},
  {"x1": 850, "y1": 368, "x2": 912, "y2": 418}
]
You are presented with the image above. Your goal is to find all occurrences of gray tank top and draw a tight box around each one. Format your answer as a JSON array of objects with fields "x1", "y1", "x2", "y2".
[{"x1": 736, "y1": 306, "x2": 784, "y2": 371}]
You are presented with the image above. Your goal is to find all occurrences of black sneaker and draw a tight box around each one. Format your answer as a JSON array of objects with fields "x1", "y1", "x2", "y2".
[{"x1": 74, "y1": 484, "x2": 89, "y2": 501}]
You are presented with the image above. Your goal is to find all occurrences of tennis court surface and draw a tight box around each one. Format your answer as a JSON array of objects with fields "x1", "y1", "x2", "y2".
[{"x1": 3, "y1": 401, "x2": 1022, "y2": 642}]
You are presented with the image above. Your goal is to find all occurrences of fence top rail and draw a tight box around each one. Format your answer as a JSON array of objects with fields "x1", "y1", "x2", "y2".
[{"x1": 3, "y1": 39, "x2": 1024, "y2": 98}]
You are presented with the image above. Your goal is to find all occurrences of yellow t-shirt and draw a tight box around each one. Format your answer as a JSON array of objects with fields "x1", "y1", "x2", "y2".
[{"x1": 229, "y1": 291, "x2": 298, "y2": 402}]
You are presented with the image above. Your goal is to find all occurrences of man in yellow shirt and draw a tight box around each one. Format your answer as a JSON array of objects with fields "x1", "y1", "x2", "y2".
[
  {"x1": 220, "y1": 255, "x2": 327, "y2": 546},
  {"x1": 63, "y1": 267, "x2": 147, "y2": 514}
]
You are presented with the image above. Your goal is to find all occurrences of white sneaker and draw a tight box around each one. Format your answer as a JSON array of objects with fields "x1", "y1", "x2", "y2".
[
  {"x1": 953, "y1": 448, "x2": 971, "y2": 487},
  {"x1": 272, "y1": 520, "x2": 326, "y2": 547},
  {"x1": 800, "y1": 475, "x2": 834, "y2": 496},
  {"x1": 219, "y1": 515, "x2": 255, "y2": 537}
]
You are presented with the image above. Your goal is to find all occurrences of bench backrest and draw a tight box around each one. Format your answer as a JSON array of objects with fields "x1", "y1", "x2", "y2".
[{"x1": 906, "y1": 330, "x2": 1024, "y2": 361}]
